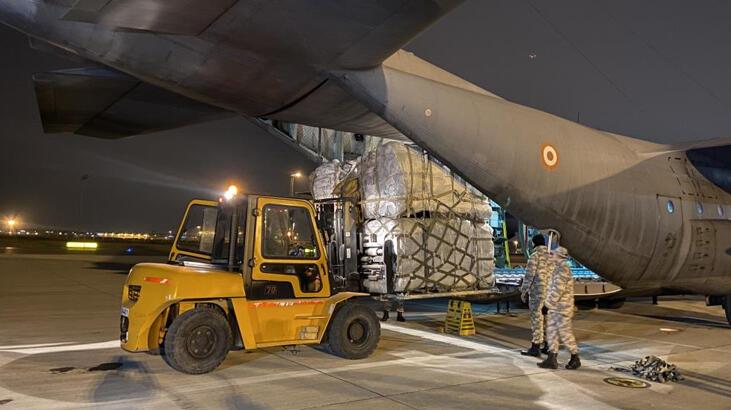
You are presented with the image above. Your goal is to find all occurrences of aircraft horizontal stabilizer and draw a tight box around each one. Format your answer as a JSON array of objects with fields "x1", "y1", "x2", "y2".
[{"x1": 33, "y1": 67, "x2": 233, "y2": 138}]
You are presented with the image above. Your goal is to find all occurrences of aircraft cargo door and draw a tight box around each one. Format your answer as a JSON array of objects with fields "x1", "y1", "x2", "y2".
[{"x1": 643, "y1": 195, "x2": 685, "y2": 280}]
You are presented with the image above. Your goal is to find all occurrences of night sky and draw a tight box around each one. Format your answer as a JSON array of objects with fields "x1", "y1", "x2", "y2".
[{"x1": 3, "y1": 0, "x2": 731, "y2": 232}]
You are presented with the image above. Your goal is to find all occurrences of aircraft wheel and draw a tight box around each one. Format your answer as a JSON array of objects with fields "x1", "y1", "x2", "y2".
[
  {"x1": 162, "y1": 305, "x2": 232, "y2": 374},
  {"x1": 724, "y1": 295, "x2": 731, "y2": 326},
  {"x1": 598, "y1": 298, "x2": 626, "y2": 309},
  {"x1": 327, "y1": 303, "x2": 380, "y2": 359}
]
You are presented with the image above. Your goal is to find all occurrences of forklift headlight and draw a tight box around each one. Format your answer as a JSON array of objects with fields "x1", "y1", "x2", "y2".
[{"x1": 128, "y1": 285, "x2": 141, "y2": 302}]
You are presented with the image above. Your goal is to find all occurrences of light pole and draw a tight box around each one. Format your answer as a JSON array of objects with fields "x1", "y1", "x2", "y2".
[
  {"x1": 289, "y1": 172, "x2": 302, "y2": 197},
  {"x1": 79, "y1": 174, "x2": 89, "y2": 231}
]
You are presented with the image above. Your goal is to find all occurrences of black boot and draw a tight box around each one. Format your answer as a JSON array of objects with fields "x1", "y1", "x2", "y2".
[
  {"x1": 565, "y1": 353, "x2": 581, "y2": 370},
  {"x1": 540, "y1": 342, "x2": 549, "y2": 355},
  {"x1": 520, "y1": 343, "x2": 541, "y2": 357},
  {"x1": 537, "y1": 352, "x2": 558, "y2": 369},
  {"x1": 396, "y1": 311, "x2": 405, "y2": 322},
  {"x1": 381, "y1": 311, "x2": 389, "y2": 322}
]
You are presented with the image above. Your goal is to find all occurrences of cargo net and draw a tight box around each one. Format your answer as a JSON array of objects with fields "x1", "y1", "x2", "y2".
[
  {"x1": 611, "y1": 356, "x2": 684, "y2": 383},
  {"x1": 361, "y1": 217, "x2": 495, "y2": 294}
]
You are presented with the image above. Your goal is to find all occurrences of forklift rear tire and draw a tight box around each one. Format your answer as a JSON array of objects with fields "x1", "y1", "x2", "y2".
[
  {"x1": 162, "y1": 305, "x2": 233, "y2": 374},
  {"x1": 327, "y1": 303, "x2": 380, "y2": 360}
]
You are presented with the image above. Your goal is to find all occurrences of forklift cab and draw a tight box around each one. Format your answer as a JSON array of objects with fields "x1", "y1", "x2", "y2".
[{"x1": 169, "y1": 195, "x2": 331, "y2": 299}]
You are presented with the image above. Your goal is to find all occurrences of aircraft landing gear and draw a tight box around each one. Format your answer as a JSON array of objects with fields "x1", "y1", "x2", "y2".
[
  {"x1": 724, "y1": 295, "x2": 731, "y2": 326},
  {"x1": 598, "y1": 297, "x2": 626, "y2": 309}
]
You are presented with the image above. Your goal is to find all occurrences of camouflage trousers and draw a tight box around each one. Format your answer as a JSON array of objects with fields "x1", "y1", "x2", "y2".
[
  {"x1": 528, "y1": 298, "x2": 547, "y2": 344},
  {"x1": 546, "y1": 310, "x2": 578, "y2": 354}
]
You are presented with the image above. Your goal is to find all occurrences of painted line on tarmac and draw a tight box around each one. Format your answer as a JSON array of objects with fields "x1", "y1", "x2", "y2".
[
  {"x1": 0, "y1": 340, "x2": 119, "y2": 355},
  {"x1": 380, "y1": 323, "x2": 511, "y2": 355},
  {"x1": 0, "y1": 342, "x2": 73, "y2": 349},
  {"x1": 0, "y1": 324, "x2": 511, "y2": 356}
]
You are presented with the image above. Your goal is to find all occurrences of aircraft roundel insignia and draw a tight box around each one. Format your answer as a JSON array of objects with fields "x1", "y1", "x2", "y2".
[{"x1": 541, "y1": 143, "x2": 559, "y2": 171}]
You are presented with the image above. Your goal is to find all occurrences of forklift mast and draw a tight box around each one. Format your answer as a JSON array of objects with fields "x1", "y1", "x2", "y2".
[{"x1": 314, "y1": 198, "x2": 361, "y2": 293}]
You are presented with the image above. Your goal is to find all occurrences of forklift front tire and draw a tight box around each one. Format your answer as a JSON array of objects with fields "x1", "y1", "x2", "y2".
[
  {"x1": 327, "y1": 303, "x2": 380, "y2": 360},
  {"x1": 162, "y1": 305, "x2": 233, "y2": 374}
]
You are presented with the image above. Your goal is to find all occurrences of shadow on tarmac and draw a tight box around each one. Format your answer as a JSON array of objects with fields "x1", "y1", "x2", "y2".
[{"x1": 88, "y1": 261, "x2": 137, "y2": 274}]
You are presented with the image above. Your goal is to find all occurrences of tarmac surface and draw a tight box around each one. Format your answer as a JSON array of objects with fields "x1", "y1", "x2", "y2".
[{"x1": 1, "y1": 253, "x2": 730, "y2": 409}]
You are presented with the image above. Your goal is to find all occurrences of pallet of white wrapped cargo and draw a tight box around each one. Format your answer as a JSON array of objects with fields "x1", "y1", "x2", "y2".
[
  {"x1": 361, "y1": 217, "x2": 495, "y2": 294},
  {"x1": 359, "y1": 141, "x2": 491, "y2": 220}
]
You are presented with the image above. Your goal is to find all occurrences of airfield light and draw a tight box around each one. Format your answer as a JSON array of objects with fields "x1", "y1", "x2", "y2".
[
  {"x1": 5, "y1": 218, "x2": 17, "y2": 234},
  {"x1": 224, "y1": 185, "x2": 239, "y2": 201}
]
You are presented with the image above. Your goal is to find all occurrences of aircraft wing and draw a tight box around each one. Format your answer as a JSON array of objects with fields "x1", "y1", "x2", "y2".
[{"x1": 33, "y1": 67, "x2": 234, "y2": 138}]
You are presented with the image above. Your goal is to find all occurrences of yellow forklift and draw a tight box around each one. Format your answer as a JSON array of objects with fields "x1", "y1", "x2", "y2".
[{"x1": 120, "y1": 189, "x2": 380, "y2": 374}]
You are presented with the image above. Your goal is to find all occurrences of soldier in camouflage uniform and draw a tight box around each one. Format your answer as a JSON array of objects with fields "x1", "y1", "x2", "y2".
[
  {"x1": 538, "y1": 246, "x2": 581, "y2": 370},
  {"x1": 519, "y1": 234, "x2": 554, "y2": 357}
]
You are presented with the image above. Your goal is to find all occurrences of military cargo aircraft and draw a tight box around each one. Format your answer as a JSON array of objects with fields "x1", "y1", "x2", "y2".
[{"x1": 1, "y1": 1, "x2": 729, "y2": 323}]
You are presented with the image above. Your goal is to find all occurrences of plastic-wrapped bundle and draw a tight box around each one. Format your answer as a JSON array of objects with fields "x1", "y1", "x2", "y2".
[
  {"x1": 359, "y1": 142, "x2": 491, "y2": 220},
  {"x1": 311, "y1": 159, "x2": 360, "y2": 200},
  {"x1": 310, "y1": 160, "x2": 342, "y2": 200},
  {"x1": 361, "y1": 217, "x2": 495, "y2": 294}
]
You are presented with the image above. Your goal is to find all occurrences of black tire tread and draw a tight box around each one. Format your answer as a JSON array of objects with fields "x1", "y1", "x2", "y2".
[
  {"x1": 327, "y1": 303, "x2": 380, "y2": 360},
  {"x1": 162, "y1": 305, "x2": 232, "y2": 374}
]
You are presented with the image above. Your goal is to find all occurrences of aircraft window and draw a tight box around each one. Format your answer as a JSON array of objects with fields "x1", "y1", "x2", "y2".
[
  {"x1": 666, "y1": 200, "x2": 675, "y2": 214},
  {"x1": 177, "y1": 205, "x2": 219, "y2": 255},
  {"x1": 696, "y1": 201, "x2": 704, "y2": 215},
  {"x1": 261, "y1": 205, "x2": 319, "y2": 259}
]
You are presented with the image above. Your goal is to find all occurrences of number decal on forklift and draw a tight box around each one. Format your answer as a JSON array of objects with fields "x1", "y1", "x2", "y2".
[
  {"x1": 264, "y1": 285, "x2": 278, "y2": 296},
  {"x1": 251, "y1": 300, "x2": 327, "y2": 308}
]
